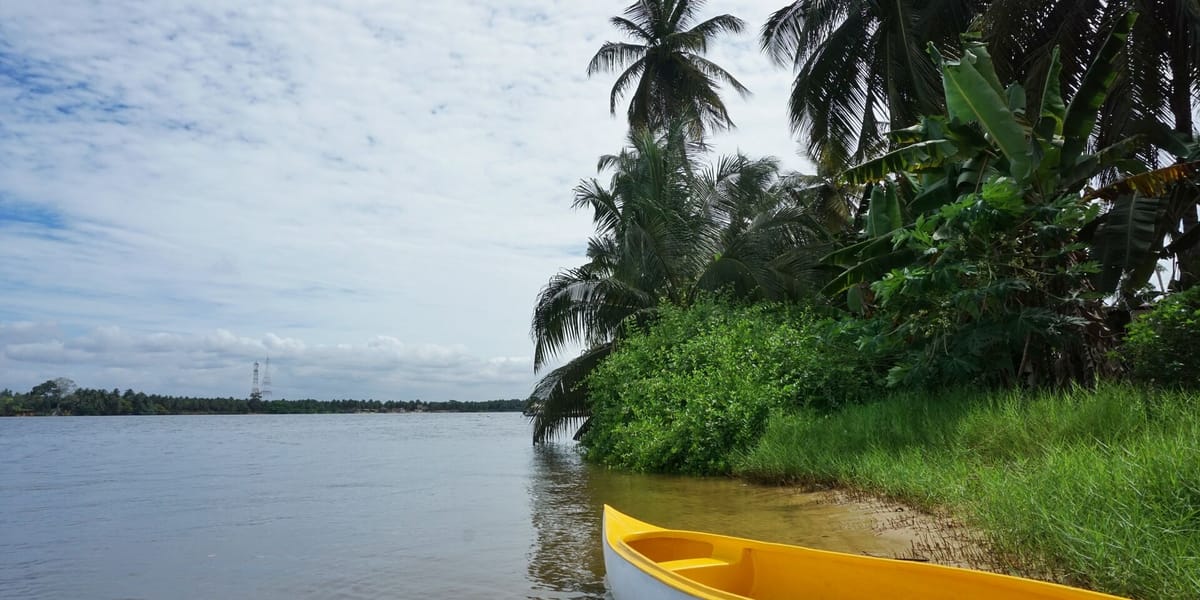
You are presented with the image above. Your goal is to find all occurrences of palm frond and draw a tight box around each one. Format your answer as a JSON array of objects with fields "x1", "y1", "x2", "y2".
[
  {"x1": 529, "y1": 344, "x2": 614, "y2": 444},
  {"x1": 608, "y1": 58, "x2": 649, "y2": 115},
  {"x1": 881, "y1": 0, "x2": 942, "y2": 121},
  {"x1": 573, "y1": 179, "x2": 623, "y2": 234},
  {"x1": 677, "y1": 14, "x2": 747, "y2": 53},
  {"x1": 687, "y1": 55, "x2": 751, "y2": 98},
  {"x1": 668, "y1": 0, "x2": 707, "y2": 32},
  {"x1": 623, "y1": 0, "x2": 661, "y2": 32},
  {"x1": 790, "y1": 10, "x2": 873, "y2": 166},
  {"x1": 609, "y1": 16, "x2": 653, "y2": 42},
  {"x1": 531, "y1": 268, "x2": 653, "y2": 371},
  {"x1": 590, "y1": 0, "x2": 747, "y2": 140},
  {"x1": 587, "y1": 42, "x2": 647, "y2": 76},
  {"x1": 761, "y1": 1, "x2": 851, "y2": 67}
]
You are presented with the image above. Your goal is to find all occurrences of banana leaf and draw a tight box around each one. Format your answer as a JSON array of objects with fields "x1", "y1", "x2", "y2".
[
  {"x1": 910, "y1": 175, "x2": 958, "y2": 215},
  {"x1": 1035, "y1": 48, "x2": 1065, "y2": 139},
  {"x1": 1060, "y1": 12, "x2": 1137, "y2": 170},
  {"x1": 939, "y1": 43, "x2": 1032, "y2": 181},
  {"x1": 841, "y1": 140, "x2": 957, "y2": 184},
  {"x1": 821, "y1": 247, "x2": 919, "y2": 296},
  {"x1": 1090, "y1": 192, "x2": 1168, "y2": 294},
  {"x1": 823, "y1": 235, "x2": 894, "y2": 268},
  {"x1": 1085, "y1": 161, "x2": 1200, "y2": 202},
  {"x1": 865, "y1": 184, "x2": 902, "y2": 238},
  {"x1": 1167, "y1": 223, "x2": 1200, "y2": 254}
]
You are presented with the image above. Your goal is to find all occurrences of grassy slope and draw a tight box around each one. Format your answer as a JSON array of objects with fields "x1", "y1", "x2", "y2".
[{"x1": 735, "y1": 384, "x2": 1200, "y2": 599}]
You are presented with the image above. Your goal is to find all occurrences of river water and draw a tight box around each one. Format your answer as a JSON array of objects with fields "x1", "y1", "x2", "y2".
[{"x1": 1, "y1": 413, "x2": 904, "y2": 599}]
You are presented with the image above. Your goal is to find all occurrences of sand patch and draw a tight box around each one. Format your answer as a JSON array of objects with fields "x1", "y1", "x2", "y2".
[{"x1": 814, "y1": 489, "x2": 998, "y2": 571}]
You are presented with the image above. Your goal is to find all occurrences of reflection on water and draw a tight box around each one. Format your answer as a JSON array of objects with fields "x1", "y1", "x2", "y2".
[
  {"x1": 527, "y1": 445, "x2": 608, "y2": 599},
  {"x1": 525, "y1": 443, "x2": 914, "y2": 599}
]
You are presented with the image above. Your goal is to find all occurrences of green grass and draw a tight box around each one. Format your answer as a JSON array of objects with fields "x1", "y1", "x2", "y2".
[{"x1": 735, "y1": 384, "x2": 1200, "y2": 599}]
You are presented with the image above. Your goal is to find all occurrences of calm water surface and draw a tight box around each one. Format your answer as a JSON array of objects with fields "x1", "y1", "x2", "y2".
[{"x1": 1, "y1": 414, "x2": 895, "y2": 599}]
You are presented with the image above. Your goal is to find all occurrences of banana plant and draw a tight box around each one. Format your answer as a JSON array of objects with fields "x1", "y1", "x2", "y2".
[
  {"x1": 825, "y1": 14, "x2": 1140, "y2": 303},
  {"x1": 818, "y1": 15, "x2": 1157, "y2": 387},
  {"x1": 1081, "y1": 141, "x2": 1200, "y2": 301}
]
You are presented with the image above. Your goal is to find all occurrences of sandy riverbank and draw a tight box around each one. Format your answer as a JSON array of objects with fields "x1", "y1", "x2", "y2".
[{"x1": 808, "y1": 489, "x2": 997, "y2": 570}]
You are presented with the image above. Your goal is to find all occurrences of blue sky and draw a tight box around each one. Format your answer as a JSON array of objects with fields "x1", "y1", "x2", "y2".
[{"x1": 0, "y1": 0, "x2": 813, "y2": 401}]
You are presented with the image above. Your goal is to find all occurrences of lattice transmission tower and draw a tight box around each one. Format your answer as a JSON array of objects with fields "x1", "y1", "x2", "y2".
[{"x1": 250, "y1": 361, "x2": 262, "y2": 401}]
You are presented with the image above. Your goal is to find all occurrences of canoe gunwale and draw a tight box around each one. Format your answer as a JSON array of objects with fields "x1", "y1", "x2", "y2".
[
  {"x1": 603, "y1": 508, "x2": 749, "y2": 600},
  {"x1": 601, "y1": 504, "x2": 1131, "y2": 600}
]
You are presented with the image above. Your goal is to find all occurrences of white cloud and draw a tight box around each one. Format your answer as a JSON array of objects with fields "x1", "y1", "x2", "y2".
[
  {"x1": 0, "y1": 0, "x2": 814, "y2": 399},
  {"x1": 0, "y1": 323, "x2": 531, "y2": 400}
]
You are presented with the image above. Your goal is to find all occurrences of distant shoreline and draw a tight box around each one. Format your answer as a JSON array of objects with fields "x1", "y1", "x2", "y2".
[
  {"x1": 1, "y1": 409, "x2": 527, "y2": 417},
  {"x1": 1, "y1": 385, "x2": 527, "y2": 417}
]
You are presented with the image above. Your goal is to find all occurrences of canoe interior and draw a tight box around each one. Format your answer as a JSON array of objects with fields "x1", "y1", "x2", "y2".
[
  {"x1": 625, "y1": 536, "x2": 753, "y2": 596},
  {"x1": 603, "y1": 505, "x2": 1128, "y2": 600}
]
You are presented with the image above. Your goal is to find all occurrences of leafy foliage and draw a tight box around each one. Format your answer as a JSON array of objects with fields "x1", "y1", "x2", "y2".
[
  {"x1": 984, "y1": 0, "x2": 1200, "y2": 169},
  {"x1": 1085, "y1": 133, "x2": 1200, "y2": 294},
  {"x1": 529, "y1": 128, "x2": 847, "y2": 442},
  {"x1": 533, "y1": 1, "x2": 1200, "y2": 454},
  {"x1": 828, "y1": 22, "x2": 1148, "y2": 387},
  {"x1": 581, "y1": 299, "x2": 882, "y2": 474},
  {"x1": 1124, "y1": 285, "x2": 1200, "y2": 388},
  {"x1": 864, "y1": 178, "x2": 1104, "y2": 387}
]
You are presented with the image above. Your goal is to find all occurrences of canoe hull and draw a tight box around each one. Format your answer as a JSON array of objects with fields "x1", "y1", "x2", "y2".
[
  {"x1": 601, "y1": 505, "x2": 1128, "y2": 600},
  {"x1": 603, "y1": 530, "x2": 699, "y2": 600}
]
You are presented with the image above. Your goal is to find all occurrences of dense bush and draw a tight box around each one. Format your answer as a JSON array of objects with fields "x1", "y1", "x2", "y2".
[
  {"x1": 1124, "y1": 286, "x2": 1200, "y2": 388},
  {"x1": 860, "y1": 178, "x2": 1103, "y2": 389},
  {"x1": 581, "y1": 299, "x2": 880, "y2": 474}
]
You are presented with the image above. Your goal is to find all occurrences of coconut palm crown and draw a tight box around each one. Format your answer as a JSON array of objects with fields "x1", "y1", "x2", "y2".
[{"x1": 588, "y1": 0, "x2": 751, "y2": 139}]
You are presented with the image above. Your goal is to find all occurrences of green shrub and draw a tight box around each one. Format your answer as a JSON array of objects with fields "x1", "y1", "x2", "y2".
[
  {"x1": 1124, "y1": 286, "x2": 1200, "y2": 388},
  {"x1": 582, "y1": 299, "x2": 881, "y2": 475},
  {"x1": 860, "y1": 179, "x2": 1103, "y2": 389}
]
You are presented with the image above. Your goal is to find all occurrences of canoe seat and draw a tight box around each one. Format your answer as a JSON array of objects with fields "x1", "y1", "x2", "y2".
[
  {"x1": 658, "y1": 553, "x2": 754, "y2": 596},
  {"x1": 658, "y1": 557, "x2": 730, "y2": 571}
]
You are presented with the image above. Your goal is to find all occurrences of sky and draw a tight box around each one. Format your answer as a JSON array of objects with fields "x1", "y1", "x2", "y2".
[{"x1": 0, "y1": 0, "x2": 815, "y2": 401}]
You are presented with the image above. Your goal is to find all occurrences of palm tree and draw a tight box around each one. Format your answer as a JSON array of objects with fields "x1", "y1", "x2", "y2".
[
  {"x1": 981, "y1": 1, "x2": 1108, "y2": 113},
  {"x1": 529, "y1": 127, "x2": 700, "y2": 443},
  {"x1": 692, "y1": 154, "x2": 846, "y2": 300},
  {"x1": 761, "y1": 0, "x2": 982, "y2": 169},
  {"x1": 587, "y1": 0, "x2": 751, "y2": 139},
  {"x1": 529, "y1": 128, "x2": 842, "y2": 442}
]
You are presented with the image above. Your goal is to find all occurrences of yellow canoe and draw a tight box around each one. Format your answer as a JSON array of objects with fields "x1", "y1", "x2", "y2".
[{"x1": 602, "y1": 505, "x2": 1128, "y2": 600}]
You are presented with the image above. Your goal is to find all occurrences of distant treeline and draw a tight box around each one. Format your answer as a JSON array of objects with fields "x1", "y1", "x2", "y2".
[{"x1": 0, "y1": 379, "x2": 525, "y2": 416}]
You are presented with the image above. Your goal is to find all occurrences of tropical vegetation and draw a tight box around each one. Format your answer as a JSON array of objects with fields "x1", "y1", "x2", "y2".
[
  {"x1": 533, "y1": 0, "x2": 1200, "y2": 443},
  {"x1": 760, "y1": 0, "x2": 981, "y2": 168},
  {"x1": 1124, "y1": 283, "x2": 1200, "y2": 388},
  {"x1": 527, "y1": 0, "x2": 1200, "y2": 596},
  {"x1": 0, "y1": 381, "x2": 526, "y2": 416},
  {"x1": 528, "y1": 126, "x2": 845, "y2": 442},
  {"x1": 582, "y1": 299, "x2": 879, "y2": 474}
]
